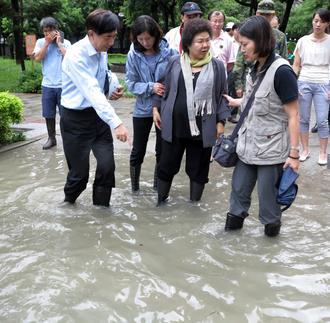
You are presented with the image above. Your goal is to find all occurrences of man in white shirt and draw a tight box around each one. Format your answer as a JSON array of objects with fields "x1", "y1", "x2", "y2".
[
  {"x1": 208, "y1": 10, "x2": 236, "y2": 72},
  {"x1": 60, "y1": 9, "x2": 129, "y2": 207},
  {"x1": 165, "y1": 2, "x2": 202, "y2": 53},
  {"x1": 33, "y1": 17, "x2": 71, "y2": 150},
  {"x1": 225, "y1": 22, "x2": 239, "y2": 58}
]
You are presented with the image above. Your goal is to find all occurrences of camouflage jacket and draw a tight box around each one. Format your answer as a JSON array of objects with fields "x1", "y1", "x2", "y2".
[{"x1": 232, "y1": 28, "x2": 288, "y2": 92}]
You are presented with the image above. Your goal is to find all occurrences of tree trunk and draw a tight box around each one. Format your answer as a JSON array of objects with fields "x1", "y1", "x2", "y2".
[
  {"x1": 280, "y1": 0, "x2": 294, "y2": 33},
  {"x1": 11, "y1": 0, "x2": 25, "y2": 71}
]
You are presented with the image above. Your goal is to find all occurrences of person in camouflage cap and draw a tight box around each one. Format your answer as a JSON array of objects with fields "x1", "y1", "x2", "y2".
[
  {"x1": 232, "y1": 0, "x2": 288, "y2": 98},
  {"x1": 256, "y1": 0, "x2": 288, "y2": 59}
]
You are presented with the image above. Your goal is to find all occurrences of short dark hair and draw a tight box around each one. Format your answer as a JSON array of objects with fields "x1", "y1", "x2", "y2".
[
  {"x1": 182, "y1": 18, "x2": 212, "y2": 53},
  {"x1": 40, "y1": 17, "x2": 58, "y2": 30},
  {"x1": 207, "y1": 10, "x2": 226, "y2": 22},
  {"x1": 131, "y1": 15, "x2": 163, "y2": 53},
  {"x1": 86, "y1": 9, "x2": 119, "y2": 35},
  {"x1": 239, "y1": 15, "x2": 275, "y2": 57},
  {"x1": 313, "y1": 8, "x2": 330, "y2": 23}
]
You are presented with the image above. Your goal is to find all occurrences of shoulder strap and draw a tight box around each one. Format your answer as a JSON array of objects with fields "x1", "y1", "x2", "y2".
[
  {"x1": 230, "y1": 73, "x2": 265, "y2": 138},
  {"x1": 230, "y1": 57, "x2": 280, "y2": 139}
]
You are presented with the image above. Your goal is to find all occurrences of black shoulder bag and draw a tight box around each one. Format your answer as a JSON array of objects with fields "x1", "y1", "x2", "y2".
[{"x1": 212, "y1": 72, "x2": 266, "y2": 168}]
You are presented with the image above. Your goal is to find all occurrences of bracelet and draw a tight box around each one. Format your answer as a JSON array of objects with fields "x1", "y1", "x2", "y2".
[
  {"x1": 290, "y1": 146, "x2": 300, "y2": 152},
  {"x1": 288, "y1": 155, "x2": 300, "y2": 160}
]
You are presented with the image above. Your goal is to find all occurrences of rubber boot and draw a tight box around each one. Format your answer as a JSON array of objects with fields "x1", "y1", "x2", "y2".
[
  {"x1": 157, "y1": 178, "x2": 172, "y2": 206},
  {"x1": 264, "y1": 221, "x2": 281, "y2": 237},
  {"x1": 43, "y1": 118, "x2": 57, "y2": 150},
  {"x1": 130, "y1": 165, "x2": 141, "y2": 192},
  {"x1": 190, "y1": 180, "x2": 205, "y2": 202},
  {"x1": 225, "y1": 212, "x2": 245, "y2": 231},
  {"x1": 311, "y1": 123, "x2": 318, "y2": 133},
  {"x1": 93, "y1": 185, "x2": 112, "y2": 207},
  {"x1": 153, "y1": 164, "x2": 158, "y2": 191},
  {"x1": 64, "y1": 196, "x2": 76, "y2": 204}
]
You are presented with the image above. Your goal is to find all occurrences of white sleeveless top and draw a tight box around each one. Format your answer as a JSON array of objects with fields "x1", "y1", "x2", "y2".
[{"x1": 294, "y1": 34, "x2": 330, "y2": 84}]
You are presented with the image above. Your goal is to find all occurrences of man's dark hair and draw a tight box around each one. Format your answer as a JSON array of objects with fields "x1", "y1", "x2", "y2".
[
  {"x1": 131, "y1": 15, "x2": 163, "y2": 53},
  {"x1": 182, "y1": 18, "x2": 212, "y2": 53},
  {"x1": 40, "y1": 17, "x2": 58, "y2": 30},
  {"x1": 239, "y1": 15, "x2": 275, "y2": 57},
  {"x1": 313, "y1": 8, "x2": 330, "y2": 23},
  {"x1": 86, "y1": 9, "x2": 120, "y2": 35}
]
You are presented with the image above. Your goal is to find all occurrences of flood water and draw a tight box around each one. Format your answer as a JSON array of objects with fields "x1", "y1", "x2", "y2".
[{"x1": 0, "y1": 137, "x2": 330, "y2": 322}]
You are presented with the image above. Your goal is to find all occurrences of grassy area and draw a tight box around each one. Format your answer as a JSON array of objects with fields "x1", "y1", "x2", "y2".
[
  {"x1": 108, "y1": 53, "x2": 127, "y2": 65},
  {"x1": 0, "y1": 58, "x2": 41, "y2": 92},
  {"x1": 0, "y1": 56, "x2": 134, "y2": 97}
]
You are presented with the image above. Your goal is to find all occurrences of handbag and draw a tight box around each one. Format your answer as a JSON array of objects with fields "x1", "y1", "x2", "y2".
[{"x1": 212, "y1": 70, "x2": 267, "y2": 168}]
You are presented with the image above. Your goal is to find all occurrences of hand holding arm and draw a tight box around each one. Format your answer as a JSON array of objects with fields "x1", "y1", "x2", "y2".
[{"x1": 153, "y1": 82, "x2": 165, "y2": 96}]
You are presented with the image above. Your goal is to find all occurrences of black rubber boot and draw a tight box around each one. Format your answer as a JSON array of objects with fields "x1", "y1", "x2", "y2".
[
  {"x1": 264, "y1": 221, "x2": 281, "y2": 237},
  {"x1": 157, "y1": 178, "x2": 172, "y2": 206},
  {"x1": 190, "y1": 180, "x2": 205, "y2": 202},
  {"x1": 311, "y1": 123, "x2": 318, "y2": 133},
  {"x1": 43, "y1": 118, "x2": 57, "y2": 150},
  {"x1": 64, "y1": 196, "x2": 76, "y2": 204},
  {"x1": 93, "y1": 185, "x2": 112, "y2": 207},
  {"x1": 153, "y1": 164, "x2": 158, "y2": 191},
  {"x1": 225, "y1": 213, "x2": 245, "y2": 231},
  {"x1": 130, "y1": 165, "x2": 141, "y2": 192}
]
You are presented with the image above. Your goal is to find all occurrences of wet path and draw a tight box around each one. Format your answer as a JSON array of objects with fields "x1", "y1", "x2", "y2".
[{"x1": 0, "y1": 130, "x2": 330, "y2": 321}]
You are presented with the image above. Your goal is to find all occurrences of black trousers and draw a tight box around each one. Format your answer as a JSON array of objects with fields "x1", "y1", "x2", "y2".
[
  {"x1": 130, "y1": 117, "x2": 161, "y2": 167},
  {"x1": 60, "y1": 107, "x2": 115, "y2": 202},
  {"x1": 158, "y1": 136, "x2": 212, "y2": 184}
]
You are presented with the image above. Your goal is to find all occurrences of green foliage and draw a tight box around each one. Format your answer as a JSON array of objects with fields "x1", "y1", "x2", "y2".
[
  {"x1": 0, "y1": 92, "x2": 24, "y2": 144},
  {"x1": 18, "y1": 70, "x2": 42, "y2": 93},
  {"x1": 108, "y1": 53, "x2": 127, "y2": 64},
  {"x1": 206, "y1": 0, "x2": 250, "y2": 23},
  {"x1": 1, "y1": 16, "x2": 12, "y2": 35},
  {"x1": 23, "y1": 0, "x2": 63, "y2": 35},
  {"x1": 57, "y1": 1, "x2": 85, "y2": 39},
  {"x1": 286, "y1": 0, "x2": 330, "y2": 38}
]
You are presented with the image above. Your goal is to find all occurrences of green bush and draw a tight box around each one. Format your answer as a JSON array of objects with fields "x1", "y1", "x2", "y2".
[
  {"x1": 0, "y1": 92, "x2": 25, "y2": 144},
  {"x1": 18, "y1": 70, "x2": 42, "y2": 94}
]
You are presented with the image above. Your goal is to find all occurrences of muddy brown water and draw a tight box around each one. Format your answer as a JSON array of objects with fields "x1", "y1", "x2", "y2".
[{"x1": 0, "y1": 132, "x2": 329, "y2": 322}]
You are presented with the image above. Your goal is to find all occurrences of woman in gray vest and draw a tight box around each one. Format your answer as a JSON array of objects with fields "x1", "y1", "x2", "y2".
[{"x1": 224, "y1": 16, "x2": 300, "y2": 237}]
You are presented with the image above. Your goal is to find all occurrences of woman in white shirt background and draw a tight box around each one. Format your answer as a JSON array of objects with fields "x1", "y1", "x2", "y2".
[{"x1": 293, "y1": 8, "x2": 330, "y2": 165}]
